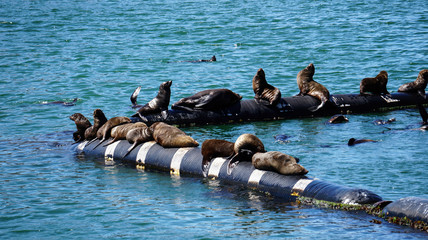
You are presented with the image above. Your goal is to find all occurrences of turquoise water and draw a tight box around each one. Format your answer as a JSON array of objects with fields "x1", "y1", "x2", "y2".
[{"x1": 1, "y1": 0, "x2": 427, "y2": 239}]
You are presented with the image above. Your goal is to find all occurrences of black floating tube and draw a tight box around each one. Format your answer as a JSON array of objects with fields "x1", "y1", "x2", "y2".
[
  {"x1": 382, "y1": 197, "x2": 428, "y2": 223},
  {"x1": 75, "y1": 139, "x2": 382, "y2": 205},
  {"x1": 131, "y1": 93, "x2": 428, "y2": 126}
]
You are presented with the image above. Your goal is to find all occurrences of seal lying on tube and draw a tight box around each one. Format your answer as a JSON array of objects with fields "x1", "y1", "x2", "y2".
[
  {"x1": 171, "y1": 89, "x2": 242, "y2": 112},
  {"x1": 252, "y1": 151, "x2": 308, "y2": 175},
  {"x1": 398, "y1": 69, "x2": 428, "y2": 98},
  {"x1": 149, "y1": 122, "x2": 199, "y2": 148}
]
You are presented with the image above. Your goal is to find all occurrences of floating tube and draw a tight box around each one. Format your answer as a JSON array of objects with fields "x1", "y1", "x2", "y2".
[
  {"x1": 131, "y1": 93, "x2": 428, "y2": 126},
  {"x1": 382, "y1": 197, "x2": 428, "y2": 223}
]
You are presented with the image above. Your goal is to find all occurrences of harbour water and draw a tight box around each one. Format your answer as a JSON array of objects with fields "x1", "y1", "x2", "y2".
[{"x1": 0, "y1": 0, "x2": 427, "y2": 239}]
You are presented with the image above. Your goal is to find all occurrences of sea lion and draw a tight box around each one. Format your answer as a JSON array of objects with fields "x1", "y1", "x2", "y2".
[
  {"x1": 328, "y1": 114, "x2": 349, "y2": 124},
  {"x1": 130, "y1": 86, "x2": 142, "y2": 108},
  {"x1": 131, "y1": 81, "x2": 172, "y2": 121},
  {"x1": 84, "y1": 109, "x2": 108, "y2": 141},
  {"x1": 149, "y1": 122, "x2": 199, "y2": 148},
  {"x1": 227, "y1": 133, "x2": 266, "y2": 175},
  {"x1": 104, "y1": 122, "x2": 148, "y2": 146},
  {"x1": 296, "y1": 63, "x2": 330, "y2": 112},
  {"x1": 201, "y1": 139, "x2": 234, "y2": 173},
  {"x1": 171, "y1": 89, "x2": 242, "y2": 112},
  {"x1": 398, "y1": 69, "x2": 428, "y2": 98},
  {"x1": 360, "y1": 71, "x2": 389, "y2": 95},
  {"x1": 122, "y1": 124, "x2": 153, "y2": 159},
  {"x1": 69, "y1": 113, "x2": 92, "y2": 143},
  {"x1": 43, "y1": 98, "x2": 78, "y2": 106},
  {"x1": 252, "y1": 68, "x2": 281, "y2": 106},
  {"x1": 373, "y1": 118, "x2": 396, "y2": 125},
  {"x1": 274, "y1": 134, "x2": 290, "y2": 143},
  {"x1": 348, "y1": 138, "x2": 377, "y2": 146},
  {"x1": 91, "y1": 116, "x2": 132, "y2": 149},
  {"x1": 252, "y1": 151, "x2": 308, "y2": 175}
]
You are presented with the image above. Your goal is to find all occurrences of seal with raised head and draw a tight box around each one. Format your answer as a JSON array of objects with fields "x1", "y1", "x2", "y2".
[
  {"x1": 149, "y1": 122, "x2": 199, "y2": 148},
  {"x1": 171, "y1": 89, "x2": 242, "y2": 112},
  {"x1": 69, "y1": 113, "x2": 92, "y2": 143},
  {"x1": 252, "y1": 68, "x2": 281, "y2": 106},
  {"x1": 131, "y1": 81, "x2": 172, "y2": 121},
  {"x1": 252, "y1": 151, "x2": 308, "y2": 175},
  {"x1": 296, "y1": 63, "x2": 330, "y2": 112},
  {"x1": 84, "y1": 109, "x2": 108, "y2": 141},
  {"x1": 91, "y1": 116, "x2": 132, "y2": 149},
  {"x1": 398, "y1": 69, "x2": 428, "y2": 98},
  {"x1": 201, "y1": 139, "x2": 234, "y2": 173},
  {"x1": 227, "y1": 133, "x2": 266, "y2": 174},
  {"x1": 122, "y1": 124, "x2": 153, "y2": 159},
  {"x1": 360, "y1": 71, "x2": 389, "y2": 95},
  {"x1": 328, "y1": 114, "x2": 349, "y2": 124},
  {"x1": 348, "y1": 138, "x2": 377, "y2": 146},
  {"x1": 104, "y1": 122, "x2": 148, "y2": 146}
]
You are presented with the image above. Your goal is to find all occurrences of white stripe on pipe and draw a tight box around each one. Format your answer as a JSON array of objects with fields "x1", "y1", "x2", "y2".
[
  {"x1": 292, "y1": 179, "x2": 314, "y2": 193},
  {"x1": 207, "y1": 157, "x2": 227, "y2": 178},
  {"x1": 170, "y1": 147, "x2": 193, "y2": 176},
  {"x1": 248, "y1": 169, "x2": 266, "y2": 186},
  {"x1": 104, "y1": 141, "x2": 120, "y2": 160},
  {"x1": 136, "y1": 141, "x2": 156, "y2": 165},
  {"x1": 77, "y1": 141, "x2": 88, "y2": 151}
]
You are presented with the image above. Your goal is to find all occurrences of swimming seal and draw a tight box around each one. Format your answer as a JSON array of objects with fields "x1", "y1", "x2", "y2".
[
  {"x1": 84, "y1": 109, "x2": 108, "y2": 141},
  {"x1": 149, "y1": 122, "x2": 199, "y2": 148},
  {"x1": 360, "y1": 71, "x2": 389, "y2": 95},
  {"x1": 132, "y1": 81, "x2": 172, "y2": 121},
  {"x1": 179, "y1": 55, "x2": 216, "y2": 63},
  {"x1": 373, "y1": 118, "x2": 396, "y2": 125},
  {"x1": 69, "y1": 113, "x2": 92, "y2": 143},
  {"x1": 43, "y1": 98, "x2": 78, "y2": 106},
  {"x1": 328, "y1": 114, "x2": 349, "y2": 124},
  {"x1": 91, "y1": 116, "x2": 132, "y2": 149},
  {"x1": 348, "y1": 138, "x2": 377, "y2": 146},
  {"x1": 252, "y1": 68, "x2": 281, "y2": 106},
  {"x1": 296, "y1": 63, "x2": 330, "y2": 112},
  {"x1": 201, "y1": 139, "x2": 234, "y2": 174},
  {"x1": 252, "y1": 151, "x2": 308, "y2": 175},
  {"x1": 122, "y1": 124, "x2": 153, "y2": 159},
  {"x1": 398, "y1": 69, "x2": 428, "y2": 98},
  {"x1": 171, "y1": 89, "x2": 242, "y2": 112},
  {"x1": 227, "y1": 133, "x2": 265, "y2": 175},
  {"x1": 104, "y1": 122, "x2": 148, "y2": 146}
]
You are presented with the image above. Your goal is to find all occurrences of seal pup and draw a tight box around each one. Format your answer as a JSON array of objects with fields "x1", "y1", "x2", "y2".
[
  {"x1": 122, "y1": 124, "x2": 153, "y2": 159},
  {"x1": 69, "y1": 113, "x2": 92, "y2": 143},
  {"x1": 328, "y1": 114, "x2": 349, "y2": 124},
  {"x1": 130, "y1": 86, "x2": 142, "y2": 108},
  {"x1": 131, "y1": 81, "x2": 172, "y2": 121},
  {"x1": 92, "y1": 116, "x2": 132, "y2": 149},
  {"x1": 149, "y1": 122, "x2": 199, "y2": 148},
  {"x1": 201, "y1": 139, "x2": 235, "y2": 174},
  {"x1": 398, "y1": 69, "x2": 428, "y2": 98},
  {"x1": 360, "y1": 71, "x2": 389, "y2": 95},
  {"x1": 227, "y1": 133, "x2": 266, "y2": 175},
  {"x1": 84, "y1": 109, "x2": 108, "y2": 141},
  {"x1": 171, "y1": 89, "x2": 242, "y2": 112},
  {"x1": 252, "y1": 151, "x2": 308, "y2": 175},
  {"x1": 103, "y1": 122, "x2": 148, "y2": 146},
  {"x1": 296, "y1": 63, "x2": 330, "y2": 112},
  {"x1": 348, "y1": 138, "x2": 377, "y2": 146},
  {"x1": 252, "y1": 68, "x2": 281, "y2": 106}
]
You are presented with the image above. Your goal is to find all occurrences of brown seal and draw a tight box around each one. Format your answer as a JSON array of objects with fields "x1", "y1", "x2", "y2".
[
  {"x1": 84, "y1": 109, "x2": 108, "y2": 141},
  {"x1": 398, "y1": 69, "x2": 428, "y2": 98},
  {"x1": 360, "y1": 71, "x2": 389, "y2": 95},
  {"x1": 252, "y1": 151, "x2": 308, "y2": 175},
  {"x1": 149, "y1": 122, "x2": 199, "y2": 148},
  {"x1": 328, "y1": 114, "x2": 349, "y2": 124},
  {"x1": 296, "y1": 63, "x2": 330, "y2": 112},
  {"x1": 104, "y1": 122, "x2": 148, "y2": 146},
  {"x1": 201, "y1": 139, "x2": 234, "y2": 173},
  {"x1": 227, "y1": 133, "x2": 266, "y2": 174},
  {"x1": 171, "y1": 89, "x2": 242, "y2": 112},
  {"x1": 91, "y1": 116, "x2": 132, "y2": 149},
  {"x1": 252, "y1": 68, "x2": 281, "y2": 106},
  {"x1": 69, "y1": 113, "x2": 92, "y2": 143},
  {"x1": 122, "y1": 124, "x2": 153, "y2": 159},
  {"x1": 132, "y1": 81, "x2": 172, "y2": 120},
  {"x1": 348, "y1": 138, "x2": 377, "y2": 146}
]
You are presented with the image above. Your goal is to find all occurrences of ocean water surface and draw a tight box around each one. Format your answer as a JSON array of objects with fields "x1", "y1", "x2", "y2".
[{"x1": 0, "y1": 0, "x2": 427, "y2": 239}]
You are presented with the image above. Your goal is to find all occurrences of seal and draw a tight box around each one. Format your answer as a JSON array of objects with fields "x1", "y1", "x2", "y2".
[
  {"x1": 171, "y1": 89, "x2": 242, "y2": 112},
  {"x1": 130, "y1": 86, "x2": 142, "y2": 108},
  {"x1": 104, "y1": 122, "x2": 148, "y2": 146},
  {"x1": 348, "y1": 138, "x2": 377, "y2": 146},
  {"x1": 84, "y1": 109, "x2": 108, "y2": 141},
  {"x1": 296, "y1": 63, "x2": 330, "y2": 112},
  {"x1": 43, "y1": 98, "x2": 78, "y2": 106},
  {"x1": 328, "y1": 114, "x2": 349, "y2": 124},
  {"x1": 131, "y1": 81, "x2": 172, "y2": 121},
  {"x1": 252, "y1": 151, "x2": 308, "y2": 175},
  {"x1": 373, "y1": 118, "x2": 396, "y2": 125},
  {"x1": 252, "y1": 68, "x2": 281, "y2": 106},
  {"x1": 360, "y1": 71, "x2": 389, "y2": 95},
  {"x1": 122, "y1": 124, "x2": 153, "y2": 159},
  {"x1": 149, "y1": 122, "x2": 199, "y2": 148},
  {"x1": 69, "y1": 113, "x2": 92, "y2": 143},
  {"x1": 227, "y1": 133, "x2": 266, "y2": 175},
  {"x1": 91, "y1": 116, "x2": 132, "y2": 149},
  {"x1": 398, "y1": 69, "x2": 428, "y2": 98},
  {"x1": 201, "y1": 139, "x2": 234, "y2": 174}
]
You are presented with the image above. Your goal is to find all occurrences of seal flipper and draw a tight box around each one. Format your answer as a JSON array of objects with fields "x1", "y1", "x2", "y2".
[
  {"x1": 92, "y1": 138, "x2": 107, "y2": 150},
  {"x1": 417, "y1": 102, "x2": 428, "y2": 125},
  {"x1": 308, "y1": 101, "x2": 326, "y2": 112},
  {"x1": 131, "y1": 86, "x2": 142, "y2": 108},
  {"x1": 161, "y1": 110, "x2": 168, "y2": 120},
  {"x1": 121, "y1": 142, "x2": 138, "y2": 160},
  {"x1": 417, "y1": 90, "x2": 427, "y2": 99},
  {"x1": 226, "y1": 153, "x2": 240, "y2": 175}
]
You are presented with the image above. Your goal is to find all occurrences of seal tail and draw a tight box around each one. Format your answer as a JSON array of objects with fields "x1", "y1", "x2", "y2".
[
  {"x1": 308, "y1": 101, "x2": 326, "y2": 112},
  {"x1": 130, "y1": 86, "x2": 141, "y2": 108},
  {"x1": 92, "y1": 138, "x2": 107, "y2": 150},
  {"x1": 121, "y1": 142, "x2": 138, "y2": 160},
  {"x1": 226, "y1": 153, "x2": 240, "y2": 175},
  {"x1": 103, "y1": 138, "x2": 118, "y2": 147}
]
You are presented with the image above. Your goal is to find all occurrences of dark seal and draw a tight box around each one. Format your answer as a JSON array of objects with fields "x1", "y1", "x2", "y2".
[
  {"x1": 227, "y1": 133, "x2": 266, "y2": 175},
  {"x1": 252, "y1": 151, "x2": 308, "y2": 175},
  {"x1": 398, "y1": 69, "x2": 428, "y2": 98},
  {"x1": 360, "y1": 71, "x2": 389, "y2": 95},
  {"x1": 171, "y1": 89, "x2": 242, "y2": 112},
  {"x1": 201, "y1": 139, "x2": 235, "y2": 174},
  {"x1": 328, "y1": 114, "x2": 349, "y2": 124},
  {"x1": 104, "y1": 122, "x2": 148, "y2": 146},
  {"x1": 348, "y1": 138, "x2": 377, "y2": 146},
  {"x1": 252, "y1": 68, "x2": 281, "y2": 106},
  {"x1": 69, "y1": 113, "x2": 92, "y2": 143},
  {"x1": 132, "y1": 81, "x2": 172, "y2": 121},
  {"x1": 296, "y1": 63, "x2": 330, "y2": 112},
  {"x1": 91, "y1": 116, "x2": 132, "y2": 149},
  {"x1": 84, "y1": 109, "x2": 108, "y2": 141}
]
